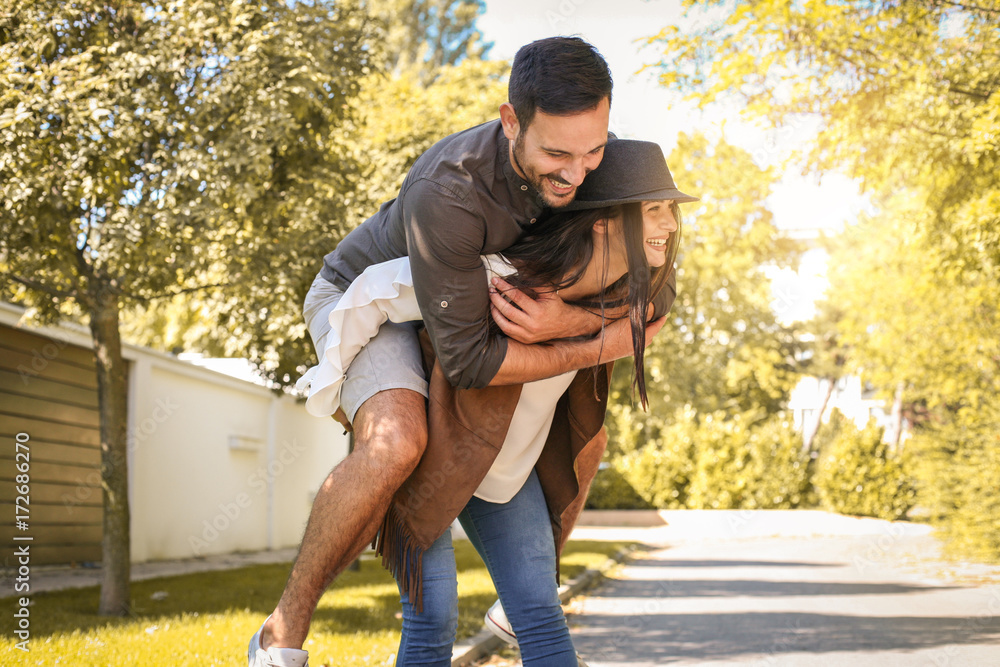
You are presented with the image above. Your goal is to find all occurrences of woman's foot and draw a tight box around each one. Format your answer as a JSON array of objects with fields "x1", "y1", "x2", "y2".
[{"x1": 485, "y1": 599, "x2": 518, "y2": 647}]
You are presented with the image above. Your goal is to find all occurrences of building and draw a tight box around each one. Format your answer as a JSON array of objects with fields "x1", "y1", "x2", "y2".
[
  {"x1": 788, "y1": 374, "x2": 905, "y2": 446},
  {"x1": 0, "y1": 302, "x2": 347, "y2": 566}
]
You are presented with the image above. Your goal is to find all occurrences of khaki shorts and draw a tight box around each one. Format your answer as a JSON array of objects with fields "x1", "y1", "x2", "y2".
[{"x1": 303, "y1": 273, "x2": 429, "y2": 423}]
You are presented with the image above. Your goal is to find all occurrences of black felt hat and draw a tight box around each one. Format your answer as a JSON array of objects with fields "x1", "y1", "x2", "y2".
[{"x1": 566, "y1": 139, "x2": 699, "y2": 210}]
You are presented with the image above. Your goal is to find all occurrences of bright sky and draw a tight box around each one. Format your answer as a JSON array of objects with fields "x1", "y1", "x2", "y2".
[{"x1": 479, "y1": 0, "x2": 869, "y2": 321}]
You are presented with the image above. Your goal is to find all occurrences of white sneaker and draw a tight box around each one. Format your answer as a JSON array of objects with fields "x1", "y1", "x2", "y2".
[
  {"x1": 484, "y1": 599, "x2": 518, "y2": 648},
  {"x1": 248, "y1": 616, "x2": 309, "y2": 667}
]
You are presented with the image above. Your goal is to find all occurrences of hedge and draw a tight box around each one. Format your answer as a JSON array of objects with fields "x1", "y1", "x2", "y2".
[{"x1": 813, "y1": 418, "x2": 915, "y2": 521}]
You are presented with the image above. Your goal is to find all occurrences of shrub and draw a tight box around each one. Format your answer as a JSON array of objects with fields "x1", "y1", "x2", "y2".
[
  {"x1": 584, "y1": 465, "x2": 653, "y2": 510},
  {"x1": 685, "y1": 411, "x2": 810, "y2": 509},
  {"x1": 744, "y1": 414, "x2": 812, "y2": 508},
  {"x1": 618, "y1": 416, "x2": 696, "y2": 509},
  {"x1": 814, "y1": 419, "x2": 915, "y2": 521},
  {"x1": 908, "y1": 402, "x2": 1000, "y2": 563},
  {"x1": 686, "y1": 411, "x2": 755, "y2": 509}
]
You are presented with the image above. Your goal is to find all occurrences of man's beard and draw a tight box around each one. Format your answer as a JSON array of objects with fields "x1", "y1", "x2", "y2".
[{"x1": 512, "y1": 135, "x2": 576, "y2": 209}]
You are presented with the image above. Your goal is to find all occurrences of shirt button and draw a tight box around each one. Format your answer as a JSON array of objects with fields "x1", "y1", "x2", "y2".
[
  {"x1": 520, "y1": 185, "x2": 527, "y2": 191},
  {"x1": 440, "y1": 300, "x2": 449, "y2": 308},
  {"x1": 530, "y1": 218, "x2": 536, "y2": 224}
]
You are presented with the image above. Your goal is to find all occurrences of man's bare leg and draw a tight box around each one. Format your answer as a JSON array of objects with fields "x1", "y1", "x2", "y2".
[{"x1": 260, "y1": 388, "x2": 428, "y2": 650}]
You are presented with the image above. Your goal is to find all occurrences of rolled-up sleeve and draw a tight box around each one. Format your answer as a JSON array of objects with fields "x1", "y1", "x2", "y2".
[{"x1": 403, "y1": 179, "x2": 509, "y2": 389}]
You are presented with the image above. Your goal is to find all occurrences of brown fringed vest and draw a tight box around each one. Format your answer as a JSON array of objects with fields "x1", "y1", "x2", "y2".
[{"x1": 373, "y1": 331, "x2": 613, "y2": 612}]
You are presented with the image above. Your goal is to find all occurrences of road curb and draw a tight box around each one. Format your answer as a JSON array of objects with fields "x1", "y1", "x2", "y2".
[{"x1": 450, "y1": 545, "x2": 636, "y2": 666}]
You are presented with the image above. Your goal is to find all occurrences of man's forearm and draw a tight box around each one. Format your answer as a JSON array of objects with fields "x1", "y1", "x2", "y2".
[
  {"x1": 487, "y1": 337, "x2": 602, "y2": 386},
  {"x1": 488, "y1": 316, "x2": 664, "y2": 386}
]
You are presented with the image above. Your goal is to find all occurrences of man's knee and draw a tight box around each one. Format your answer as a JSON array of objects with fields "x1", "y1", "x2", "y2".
[
  {"x1": 360, "y1": 423, "x2": 426, "y2": 478},
  {"x1": 352, "y1": 390, "x2": 428, "y2": 478}
]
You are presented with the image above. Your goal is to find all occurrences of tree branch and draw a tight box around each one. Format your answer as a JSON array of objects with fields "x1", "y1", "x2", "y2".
[
  {"x1": 948, "y1": 85, "x2": 994, "y2": 101},
  {"x1": 931, "y1": 0, "x2": 1000, "y2": 16},
  {"x1": 122, "y1": 282, "x2": 230, "y2": 302},
  {"x1": 9, "y1": 274, "x2": 79, "y2": 300}
]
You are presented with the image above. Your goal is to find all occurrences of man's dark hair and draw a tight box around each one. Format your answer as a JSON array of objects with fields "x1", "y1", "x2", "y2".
[{"x1": 508, "y1": 36, "x2": 613, "y2": 128}]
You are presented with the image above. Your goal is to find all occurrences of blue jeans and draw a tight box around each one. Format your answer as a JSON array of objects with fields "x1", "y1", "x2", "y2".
[{"x1": 394, "y1": 470, "x2": 577, "y2": 666}]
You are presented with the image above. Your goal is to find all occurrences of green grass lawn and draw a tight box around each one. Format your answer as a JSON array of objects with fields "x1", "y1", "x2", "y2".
[{"x1": 1, "y1": 540, "x2": 630, "y2": 666}]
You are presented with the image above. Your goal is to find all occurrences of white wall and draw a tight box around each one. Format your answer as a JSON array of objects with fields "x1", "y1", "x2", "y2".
[
  {"x1": 788, "y1": 374, "x2": 891, "y2": 442},
  {"x1": 126, "y1": 344, "x2": 349, "y2": 562},
  {"x1": 0, "y1": 303, "x2": 349, "y2": 563}
]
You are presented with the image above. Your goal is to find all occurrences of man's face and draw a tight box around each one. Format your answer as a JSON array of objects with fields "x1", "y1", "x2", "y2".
[{"x1": 502, "y1": 97, "x2": 610, "y2": 208}]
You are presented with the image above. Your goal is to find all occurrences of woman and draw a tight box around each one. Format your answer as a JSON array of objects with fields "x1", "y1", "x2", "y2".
[{"x1": 299, "y1": 140, "x2": 696, "y2": 665}]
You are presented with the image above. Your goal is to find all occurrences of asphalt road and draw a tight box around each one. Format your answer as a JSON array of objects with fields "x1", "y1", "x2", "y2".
[{"x1": 567, "y1": 512, "x2": 1000, "y2": 667}]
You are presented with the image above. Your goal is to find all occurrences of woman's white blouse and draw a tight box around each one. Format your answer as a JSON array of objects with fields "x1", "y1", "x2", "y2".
[{"x1": 298, "y1": 255, "x2": 577, "y2": 503}]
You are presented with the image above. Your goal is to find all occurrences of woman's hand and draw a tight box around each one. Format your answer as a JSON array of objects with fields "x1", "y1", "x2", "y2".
[{"x1": 489, "y1": 276, "x2": 603, "y2": 344}]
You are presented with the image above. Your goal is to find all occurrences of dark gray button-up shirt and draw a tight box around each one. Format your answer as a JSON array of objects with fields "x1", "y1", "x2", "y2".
[{"x1": 320, "y1": 120, "x2": 674, "y2": 389}]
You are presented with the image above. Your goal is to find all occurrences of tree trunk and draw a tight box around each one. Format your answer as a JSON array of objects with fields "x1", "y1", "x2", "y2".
[
  {"x1": 890, "y1": 381, "x2": 905, "y2": 453},
  {"x1": 804, "y1": 376, "x2": 837, "y2": 453},
  {"x1": 89, "y1": 290, "x2": 132, "y2": 616}
]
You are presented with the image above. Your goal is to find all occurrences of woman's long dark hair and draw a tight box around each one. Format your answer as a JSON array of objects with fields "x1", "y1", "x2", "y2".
[{"x1": 498, "y1": 201, "x2": 682, "y2": 409}]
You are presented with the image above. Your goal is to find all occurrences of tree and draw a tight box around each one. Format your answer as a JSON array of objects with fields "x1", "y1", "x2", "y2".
[
  {"x1": 607, "y1": 132, "x2": 805, "y2": 469},
  {"x1": 800, "y1": 300, "x2": 849, "y2": 453},
  {"x1": 644, "y1": 0, "x2": 1000, "y2": 556},
  {"x1": 615, "y1": 131, "x2": 803, "y2": 417},
  {"x1": 117, "y1": 0, "x2": 506, "y2": 385},
  {"x1": 646, "y1": 0, "x2": 1000, "y2": 286},
  {"x1": 822, "y1": 193, "x2": 1000, "y2": 418},
  {"x1": 368, "y1": 0, "x2": 493, "y2": 83},
  {"x1": 0, "y1": 0, "x2": 376, "y2": 614}
]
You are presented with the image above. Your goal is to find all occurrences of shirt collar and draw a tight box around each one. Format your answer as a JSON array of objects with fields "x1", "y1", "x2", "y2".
[{"x1": 497, "y1": 129, "x2": 546, "y2": 219}]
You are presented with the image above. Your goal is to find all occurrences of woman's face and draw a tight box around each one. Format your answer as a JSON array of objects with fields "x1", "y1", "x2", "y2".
[{"x1": 639, "y1": 199, "x2": 678, "y2": 268}]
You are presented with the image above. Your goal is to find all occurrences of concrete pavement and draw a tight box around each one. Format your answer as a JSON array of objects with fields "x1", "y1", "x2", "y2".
[{"x1": 567, "y1": 511, "x2": 1000, "y2": 667}]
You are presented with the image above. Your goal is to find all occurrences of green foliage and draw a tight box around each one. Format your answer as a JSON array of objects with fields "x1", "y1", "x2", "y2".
[
  {"x1": 645, "y1": 133, "x2": 805, "y2": 416},
  {"x1": 584, "y1": 466, "x2": 653, "y2": 510},
  {"x1": 608, "y1": 132, "x2": 807, "y2": 457},
  {"x1": 368, "y1": 0, "x2": 492, "y2": 83},
  {"x1": 105, "y1": 1, "x2": 506, "y2": 380},
  {"x1": 617, "y1": 407, "x2": 698, "y2": 509},
  {"x1": 599, "y1": 408, "x2": 808, "y2": 510},
  {"x1": 0, "y1": 0, "x2": 379, "y2": 612},
  {"x1": 340, "y1": 57, "x2": 507, "y2": 248},
  {"x1": 687, "y1": 411, "x2": 810, "y2": 510},
  {"x1": 647, "y1": 0, "x2": 1000, "y2": 560},
  {"x1": 648, "y1": 2, "x2": 999, "y2": 234},
  {"x1": 743, "y1": 413, "x2": 812, "y2": 509},
  {"x1": 0, "y1": 0, "x2": 377, "y2": 360},
  {"x1": 908, "y1": 400, "x2": 1000, "y2": 563},
  {"x1": 814, "y1": 419, "x2": 915, "y2": 521}
]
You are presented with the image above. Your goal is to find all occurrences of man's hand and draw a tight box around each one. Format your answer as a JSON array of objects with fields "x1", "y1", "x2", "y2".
[{"x1": 489, "y1": 277, "x2": 602, "y2": 344}]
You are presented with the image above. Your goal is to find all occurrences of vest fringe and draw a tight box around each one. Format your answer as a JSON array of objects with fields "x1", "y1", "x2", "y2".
[{"x1": 373, "y1": 503, "x2": 426, "y2": 614}]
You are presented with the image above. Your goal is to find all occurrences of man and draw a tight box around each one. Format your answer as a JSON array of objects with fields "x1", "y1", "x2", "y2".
[{"x1": 249, "y1": 36, "x2": 670, "y2": 667}]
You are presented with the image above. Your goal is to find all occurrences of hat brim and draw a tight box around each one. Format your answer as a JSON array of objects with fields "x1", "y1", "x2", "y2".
[{"x1": 564, "y1": 187, "x2": 699, "y2": 211}]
